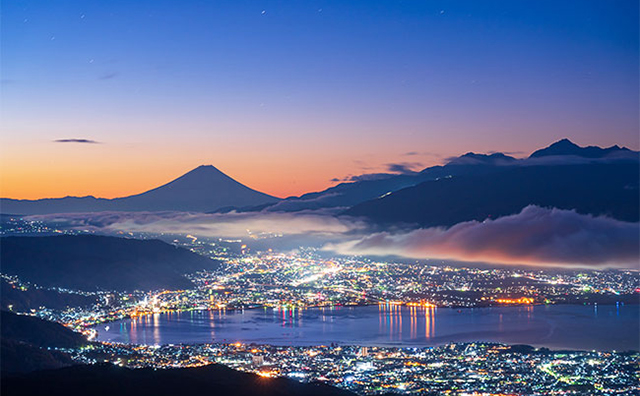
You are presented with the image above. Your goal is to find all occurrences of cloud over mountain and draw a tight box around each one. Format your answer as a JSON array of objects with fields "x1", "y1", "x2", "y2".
[{"x1": 385, "y1": 162, "x2": 421, "y2": 174}]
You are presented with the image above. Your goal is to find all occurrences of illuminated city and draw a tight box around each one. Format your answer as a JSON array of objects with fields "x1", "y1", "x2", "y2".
[
  {"x1": 2, "y1": 218, "x2": 638, "y2": 395},
  {"x1": 2, "y1": 1, "x2": 638, "y2": 395},
  {"x1": 49, "y1": 341, "x2": 640, "y2": 395}
]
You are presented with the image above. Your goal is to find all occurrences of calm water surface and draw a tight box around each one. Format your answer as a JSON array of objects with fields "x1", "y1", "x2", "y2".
[{"x1": 96, "y1": 304, "x2": 639, "y2": 351}]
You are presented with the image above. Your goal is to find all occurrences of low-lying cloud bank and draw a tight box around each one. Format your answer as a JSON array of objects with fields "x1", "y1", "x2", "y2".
[
  {"x1": 325, "y1": 206, "x2": 640, "y2": 269},
  {"x1": 28, "y1": 206, "x2": 639, "y2": 269},
  {"x1": 28, "y1": 210, "x2": 366, "y2": 239}
]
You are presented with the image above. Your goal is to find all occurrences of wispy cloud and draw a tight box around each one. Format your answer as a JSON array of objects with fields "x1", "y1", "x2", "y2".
[
  {"x1": 402, "y1": 151, "x2": 445, "y2": 159},
  {"x1": 488, "y1": 150, "x2": 525, "y2": 156},
  {"x1": 326, "y1": 206, "x2": 640, "y2": 269},
  {"x1": 331, "y1": 173, "x2": 396, "y2": 183},
  {"x1": 28, "y1": 210, "x2": 367, "y2": 239},
  {"x1": 53, "y1": 138, "x2": 101, "y2": 144},
  {"x1": 331, "y1": 162, "x2": 422, "y2": 183},
  {"x1": 385, "y1": 162, "x2": 421, "y2": 174},
  {"x1": 98, "y1": 72, "x2": 119, "y2": 80}
]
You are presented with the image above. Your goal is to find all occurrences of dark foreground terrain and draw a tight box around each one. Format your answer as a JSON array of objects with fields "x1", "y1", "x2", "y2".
[
  {"x1": 0, "y1": 311, "x2": 355, "y2": 396},
  {"x1": 2, "y1": 363, "x2": 356, "y2": 396}
]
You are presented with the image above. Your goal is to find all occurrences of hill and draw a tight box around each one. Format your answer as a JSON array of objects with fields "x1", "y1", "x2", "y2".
[
  {"x1": 1, "y1": 279, "x2": 98, "y2": 311},
  {"x1": 0, "y1": 311, "x2": 87, "y2": 374},
  {"x1": 0, "y1": 311, "x2": 86, "y2": 349},
  {"x1": 0, "y1": 235, "x2": 219, "y2": 291},
  {"x1": 0, "y1": 165, "x2": 279, "y2": 215}
]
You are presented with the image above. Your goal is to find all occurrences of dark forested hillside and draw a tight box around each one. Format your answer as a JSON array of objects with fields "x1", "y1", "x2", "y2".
[{"x1": 0, "y1": 235, "x2": 219, "y2": 291}]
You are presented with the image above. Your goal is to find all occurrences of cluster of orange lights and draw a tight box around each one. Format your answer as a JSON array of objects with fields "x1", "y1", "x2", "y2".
[
  {"x1": 406, "y1": 301, "x2": 437, "y2": 308},
  {"x1": 494, "y1": 297, "x2": 534, "y2": 305},
  {"x1": 256, "y1": 370, "x2": 278, "y2": 378},
  {"x1": 130, "y1": 309, "x2": 157, "y2": 318},
  {"x1": 379, "y1": 301, "x2": 436, "y2": 308}
]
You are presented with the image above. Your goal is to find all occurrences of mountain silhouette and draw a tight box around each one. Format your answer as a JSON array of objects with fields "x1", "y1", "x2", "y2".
[
  {"x1": 0, "y1": 165, "x2": 279, "y2": 215},
  {"x1": 446, "y1": 152, "x2": 517, "y2": 165},
  {"x1": 529, "y1": 138, "x2": 635, "y2": 159},
  {"x1": 236, "y1": 154, "x2": 522, "y2": 213},
  {"x1": 345, "y1": 162, "x2": 639, "y2": 227},
  {"x1": 247, "y1": 139, "x2": 638, "y2": 214}
]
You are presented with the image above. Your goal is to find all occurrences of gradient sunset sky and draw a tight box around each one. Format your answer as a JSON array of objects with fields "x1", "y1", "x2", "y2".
[{"x1": 2, "y1": 0, "x2": 638, "y2": 199}]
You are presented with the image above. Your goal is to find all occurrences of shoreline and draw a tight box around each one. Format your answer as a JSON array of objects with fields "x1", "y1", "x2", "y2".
[
  {"x1": 89, "y1": 303, "x2": 640, "y2": 353},
  {"x1": 79, "y1": 298, "x2": 637, "y2": 329}
]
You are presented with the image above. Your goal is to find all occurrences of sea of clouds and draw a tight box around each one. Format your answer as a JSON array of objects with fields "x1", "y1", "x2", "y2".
[{"x1": 28, "y1": 205, "x2": 639, "y2": 269}]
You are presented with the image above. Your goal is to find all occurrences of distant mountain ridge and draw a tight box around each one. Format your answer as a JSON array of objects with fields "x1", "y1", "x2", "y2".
[
  {"x1": 446, "y1": 152, "x2": 518, "y2": 165},
  {"x1": 0, "y1": 165, "x2": 279, "y2": 215},
  {"x1": 530, "y1": 138, "x2": 635, "y2": 159},
  {"x1": 345, "y1": 162, "x2": 640, "y2": 227},
  {"x1": 1, "y1": 139, "x2": 637, "y2": 216},
  {"x1": 237, "y1": 138, "x2": 639, "y2": 214}
]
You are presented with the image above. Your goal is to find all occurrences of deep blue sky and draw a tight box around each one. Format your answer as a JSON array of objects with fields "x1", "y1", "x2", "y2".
[{"x1": 2, "y1": 0, "x2": 638, "y2": 198}]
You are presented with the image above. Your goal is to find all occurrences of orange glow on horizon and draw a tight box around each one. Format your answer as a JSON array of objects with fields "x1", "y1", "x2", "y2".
[
  {"x1": 0, "y1": 163, "x2": 347, "y2": 200},
  {"x1": 5, "y1": 132, "x2": 634, "y2": 202},
  {"x1": 0, "y1": 126, "x2": 497, "y2": 201},
  {"x1": 0, "y1": 146, "x2": 445, "y2": 200}
]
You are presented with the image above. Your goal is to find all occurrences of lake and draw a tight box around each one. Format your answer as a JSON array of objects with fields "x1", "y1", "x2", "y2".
[{"x1": 96, "y1": 303, "x2": 639, "y2": 351}]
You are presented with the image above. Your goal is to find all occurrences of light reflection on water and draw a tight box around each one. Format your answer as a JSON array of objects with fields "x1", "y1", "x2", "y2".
[
  {"x1": 97, "y1": 304, "x2": 639, "y2": 352},
  {"x1": 377, "y1": 304, "x2": 435, "y2": 342}
]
